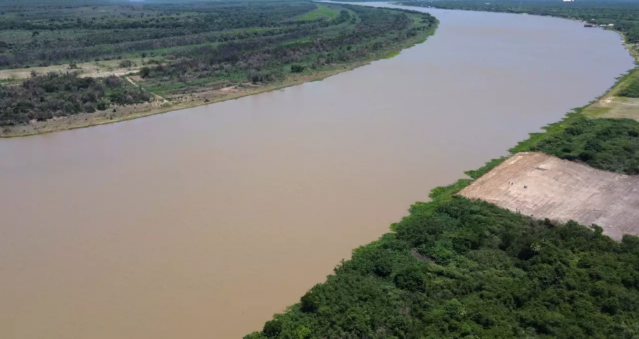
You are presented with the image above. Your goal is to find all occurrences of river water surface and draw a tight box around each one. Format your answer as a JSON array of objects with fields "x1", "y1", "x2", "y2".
[{"x1": 0, "y1": 4, "x2": 633, "y2": 339}]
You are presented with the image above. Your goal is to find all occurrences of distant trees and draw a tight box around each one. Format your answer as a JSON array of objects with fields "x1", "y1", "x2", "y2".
[
  {"x1": 139, "y1": 5, "x2": 435, "y2": 91},
  {"x1": 0, "y1": 73, "x2": 150, "y2": 126},
  {"x1": 0, "y1": 1, "x2": 438, "y2": 124},
  {"x1": 0, "y1": 1, "x2": 318, "y2": 68},
  {"x1": 402, "y1": 0, "x2": 639, "y2": 43}
]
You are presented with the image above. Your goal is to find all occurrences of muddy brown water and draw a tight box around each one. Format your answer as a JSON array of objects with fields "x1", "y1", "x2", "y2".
[{"x1": 0, "y1": 4, "x2": 634, "y2": 339}]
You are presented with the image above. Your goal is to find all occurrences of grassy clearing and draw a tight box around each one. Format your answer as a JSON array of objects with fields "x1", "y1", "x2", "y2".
[
  {"x1": 581, "y1": 34, "x2": 639, "y2": 120},
  {"x1": 297, "y1": 5, "x2": 339, "y2": 21}
]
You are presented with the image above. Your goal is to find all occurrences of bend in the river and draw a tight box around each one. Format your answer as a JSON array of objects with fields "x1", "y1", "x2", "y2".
[{"x1": 0, "y1": 3, "x2": 633, "y2": 339}]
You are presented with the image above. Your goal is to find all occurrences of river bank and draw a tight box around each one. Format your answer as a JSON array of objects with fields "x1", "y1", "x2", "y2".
[
  {"x1": 396, "y1": 0, "x2": 639, "y2": 120},
  {"x1": 393, "y1": 0, "x2": 639, "y2": 215},
  {"x1": 0, "y1": 12, "x2": 437, "y2": 138},
  {"x1": 0, "y1": 65, "x2": 372, "y2": 138},
  {"x1": 244, "y1": 4, "x2": 639, "y2": 339}
]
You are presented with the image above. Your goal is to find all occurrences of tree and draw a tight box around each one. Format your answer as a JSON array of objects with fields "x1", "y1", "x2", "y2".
[
  {"x1": 393, "y1": 266, "x2": 425, "y2": 292},
  {"x1": 300, "y1": 291, "x2": 319, "y2": 313},
  {"x1": 262, "y1": 319, "x2": 282, "y2": 338},
  {"x1": 139, "y1": 67, "x2": 151, "y2": 78}
]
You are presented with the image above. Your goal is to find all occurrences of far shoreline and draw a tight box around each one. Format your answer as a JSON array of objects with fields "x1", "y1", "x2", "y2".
[{"x1": 0, "y1": 18, "x2": 437, "y2": 139}]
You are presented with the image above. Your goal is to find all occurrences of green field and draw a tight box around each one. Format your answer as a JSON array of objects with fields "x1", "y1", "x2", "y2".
[{"x1": 297, "y1": 5, "x2": 339, "y2": 21}]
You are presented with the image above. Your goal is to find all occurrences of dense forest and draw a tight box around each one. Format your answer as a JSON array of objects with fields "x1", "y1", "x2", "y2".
[
  {"x1": 0, "y1": 1, "x2": 437, "y2": 128},
  {"x1": 533, "y1": 118, "x2": 639, "y2": 174},
  {"x1": 398, "y1": 0, "x2": 639, "y2": 43},
  {"x1": 246, "y1": 112, "x2": 639, "y2": 338},
  {"x1": 245, "y1": 195, "x2": 639, "y2": 339}
]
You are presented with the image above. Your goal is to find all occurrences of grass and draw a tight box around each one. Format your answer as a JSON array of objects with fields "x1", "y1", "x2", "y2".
[
  {"x1": 297, "y1": 5, "x2": 339, "y2": 21},
  {"x1": 584, "y1": 106, "x2": 612, "y2": 117},
  {"x1": 382, "y1": 50, "x2": 401, "y2": 59},
  {"x1": 579, "y1": 33, "x2": 639, "y2": 120}
]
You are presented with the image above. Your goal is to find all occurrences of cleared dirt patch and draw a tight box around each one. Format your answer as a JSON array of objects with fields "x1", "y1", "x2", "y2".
[
  {"x1": 459, "y1": 152, "x2": 639, "y2": 240},
  {"x1": 0, "y1": 60, "x2": 141, "y2": 81}
]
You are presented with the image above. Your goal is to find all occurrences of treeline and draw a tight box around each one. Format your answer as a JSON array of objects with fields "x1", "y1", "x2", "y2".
[
  {"x1": 0, "y1": 72, "x2": 150, "y2": 126},
  {"x1": 0, "y1": 2, "x2": 316, "y2": 30},
  {"x1": 0, "y1": 2, "x2": 438, "y2": 127},
  {"x1": 399, "y1": 0, "x2": 639, "y2": 43},
  {"x1": 142, "y1": 5, "x2": 436, "y2": 89},
  {"x1": 533, "y1": 117, "x2": 639, "y2": 174},
  {"x1": 0, "y1": 1, "x2": 436, "y2": 72},
  {"x1": 246, "y1": 195, "x2": 639, "y2": 339},
  {"x1": 5, "y1": 26, "x2": 305, "y2": 68},
  {"x1": 0, "y1": 1, "x2": 317, "y2": 67}
]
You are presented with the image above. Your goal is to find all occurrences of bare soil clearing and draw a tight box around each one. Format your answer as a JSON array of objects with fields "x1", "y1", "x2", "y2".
[
  {"x1": 0, "y1": 59, "x2": 141, "y2": 81},
  {"x1": 460, "y1": 152, "x2": 639, "y2": 240}
]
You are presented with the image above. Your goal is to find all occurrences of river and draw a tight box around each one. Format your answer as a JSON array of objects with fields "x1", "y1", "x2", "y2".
[{"x1": 0, "y1": 3, "x2": 633, "y2": 339}]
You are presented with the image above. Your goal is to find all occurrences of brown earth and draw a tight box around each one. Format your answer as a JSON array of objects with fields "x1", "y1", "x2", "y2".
[
  {"x1": 459, "y1": 152, "x2": 639, "y2": 240},
  {"x1": 0, "y1": 59, "x2": 142, "y2": 81}
]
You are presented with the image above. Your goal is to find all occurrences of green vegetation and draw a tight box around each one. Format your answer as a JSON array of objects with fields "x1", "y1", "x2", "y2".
[
  {"x1": 533, "y1": 117, "x2": 639, "y2": 174},
  {"x1": 245, "y1": 195, "x2": 639, "y2": 339},
  {"x1": 399, "y1": 0, "x2": 639, "y2": 43},
  {"x1": 0, "y1": 1, "x2": 316, "y2": 68},
  {"x1": 619, "y1": 78, "x2": 639, "y2": 98},
  {"x1": 247, "y1": 113, "x2": 639, "y2": 339},
  {"x1": 140, "y1": 5, "x2": 436, "y2": 96},
  {"x1": 0, "y1": 1, "x2": 438, "y2": 129},
  {"x1": 297, "y1": 5, "x2": 339, "y2": 21},
  {"x1": 0, "y1": 72, "x2": 149, "y2": 125},
  {"x1": 246, "y1": 2, "x2": 639, "y2": 337}
]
